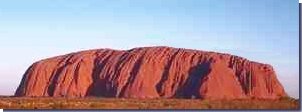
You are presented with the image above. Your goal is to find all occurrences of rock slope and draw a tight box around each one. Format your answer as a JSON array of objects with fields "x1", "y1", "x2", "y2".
[{"x1": 15, "y1": 46, "x2": 286, "y2": 99}]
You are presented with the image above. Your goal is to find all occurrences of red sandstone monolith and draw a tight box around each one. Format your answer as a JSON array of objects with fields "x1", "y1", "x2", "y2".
[{"x1": 15, "y1": 46, "x2": 287, "y2": 99}]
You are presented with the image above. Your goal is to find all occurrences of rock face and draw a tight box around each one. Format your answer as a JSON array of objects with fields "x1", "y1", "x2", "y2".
[{"x1": 15, "y1": 46, "x2": 287, "y2": 99}]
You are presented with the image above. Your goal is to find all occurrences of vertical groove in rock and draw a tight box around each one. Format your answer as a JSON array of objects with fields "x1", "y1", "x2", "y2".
[
  {"x1": 46, "y1": 55, "x2": 74, "y2": 96},
  {"x1": 86, "y1": 50, "x2": 113, "y2": 96},
  {"x1": 155, "y1": 49, "x2": 180, "y2": 96},
  {"x1": 118, "y1": 50, "x2": 147, "y2": 97}
]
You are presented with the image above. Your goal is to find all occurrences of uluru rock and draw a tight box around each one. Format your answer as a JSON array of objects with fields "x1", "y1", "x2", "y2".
[{"x1": 15, "y1": 46, "x2": 287, "y2": 99}]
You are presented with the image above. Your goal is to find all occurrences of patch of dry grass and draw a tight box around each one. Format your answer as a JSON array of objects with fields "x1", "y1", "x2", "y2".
[{"x1": 0, "y1": 97, "x2": 299, "y2": 110}]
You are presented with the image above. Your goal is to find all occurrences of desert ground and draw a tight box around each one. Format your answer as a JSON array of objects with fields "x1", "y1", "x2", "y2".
[{"x1": 0, "y1": 96, "x2": 299, "y2": 110}]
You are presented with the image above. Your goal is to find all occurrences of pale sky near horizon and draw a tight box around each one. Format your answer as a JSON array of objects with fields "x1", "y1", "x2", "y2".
[{"x1": 0, "y1": 0, "x2": 299, "y2": 98}]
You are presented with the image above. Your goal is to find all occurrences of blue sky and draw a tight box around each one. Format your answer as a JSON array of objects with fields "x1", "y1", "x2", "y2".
[{"x1": 0, "y1": 0, "x2": 299, "y2": 98}]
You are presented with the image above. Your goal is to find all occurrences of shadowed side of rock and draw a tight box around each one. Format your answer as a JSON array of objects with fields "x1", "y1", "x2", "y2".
[{"x1": 15, "y1": 46, "x2": 287, "y2": 99}]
